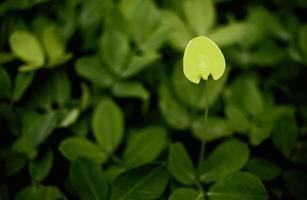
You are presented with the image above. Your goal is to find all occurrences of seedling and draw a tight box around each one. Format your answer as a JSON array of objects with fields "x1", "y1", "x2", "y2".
[{"x1": 183, "y1": 35, "x2": 226, "y2": 192}]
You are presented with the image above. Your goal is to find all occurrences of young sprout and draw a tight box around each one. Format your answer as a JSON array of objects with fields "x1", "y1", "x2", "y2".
[{"x1": 183, "y1": 36, "x2": 226, "y2": 83}]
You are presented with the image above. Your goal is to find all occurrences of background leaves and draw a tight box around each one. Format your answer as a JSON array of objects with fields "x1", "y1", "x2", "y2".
[{"x1": 0, "y1": 0, "x2": 306, "y2": 199}]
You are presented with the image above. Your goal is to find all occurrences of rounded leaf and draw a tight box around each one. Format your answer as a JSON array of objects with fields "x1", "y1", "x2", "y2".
[
  {"x1": 9, "y1": 30, "x2": 44, "y2": 66},
  {"x1": 183, "y1": 36, "x2": 225, "y2": 83}
]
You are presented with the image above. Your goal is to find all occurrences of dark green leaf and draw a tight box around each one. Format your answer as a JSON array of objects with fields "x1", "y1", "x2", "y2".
[
  {"x1": 111, "y1": 163, "x2": 169, "y2": 200},
  {"x1": 112, "y1": 81, "x2": 149, "y2": 109},
  {"x1": 291, "y1": 141, "x2": 307, "y2": 166},
  {"x1": 245, "y1": 158, "x2": 281, "y2": 181},
  {"x1": 92, "y1": 98, "x2": 124, "y2": 154},
  {"x1": 161, "y1": 10, "x2": 191, "y2": 51},
  {"x1": 199, "y1": 139, "x2": 249, "y2": 183},
  {"x1": 171, "y1": 65, "x2": 206, "y2": 110},
  {"x1": 42, "y1": 24, "x2": 72, "y2": 67},
  {"x1": 22, "y1": 111, "x2": 58, "y2": 146},
  {"x1": 69, "y1": 114, "x2": 90, "y2": 137},
  {"x1": 122, "y1": 51, "x2": 160, "y2": 78},
  {"x1": 207, "y1": 172, "x2": 268, "y2": 200},
  {"x1": 12, "y1": 71, "x2": 34, "y2": 102},
  {"x1": 225, "y1": 105, "x2": 250, "y2": 133},
  {"x1": 0, "y1": 149, "x2": 26, "y2": 176},
  {"x1": 208, "y1": 22, "x2": 251, "y2": 47},
  {"x1": 29, "y1": 149, "x2": 53, "y2": 182},
  {"x1": 168, "y1": 143, "x2": 195, "y2": 185},
  {"x1": 0, "y1": 66, "x2": 12, "y2": 99},
  {"x1": 283, "y1": 170, "x2": 307, "y2": 200},
  {"x1": 12, "y1": 137, "x2": 38, "y2": 159},
  {"x1": 100, "y1": 29, "x2": 129, "y2": 75},
  {"x1": 246, "y1": 7, "x2": 290, "y2": 43},
  {"x1": 158, "y1": 83, "x2": 190, "y2": 130},
  {"x1": 169, "y1": 188, "x2": 204, "y2": 200},
  {"x1": 299, "y1": 24, "x2": 307, "y2": 60},
  {"x1": 192, "y1": 116, "x2": 233, "y2": 142},
  {"x1": 249, "y1": 122, "x2": 273, "y2": 146},
  {"x1": 123, "y1": 126, "x2": 168, "y2": 167},
  {"x1": 75, "y1": 56, "x2": 115, "y2": 88},
  {"x1": 28, "y1": 71, "x2": 71, "y2": 109},
  {"x1": 271, "y1": 107, "x2": 298, "y2": 157},
  {"x1": 80, "y1": 0, "x2": 113, "y2": 29},
  {"x1": 0, "y1": 52, "x2": 15, "y2": 64},
  {"x1": 225, "y1": 75, "x2": 264, "y2": 117},
  {"x1": 15, "y1": 185, "x2": 65, "y2": 200},
  {"x1": 251, "y1": 40, "x2": 286, "y2": 66},
  {"x1": 183, "y1": 0, "x2": 215, "y2": 35},
  {"x1": 0, "y1": 184, "x2": 8, "y2": 200},
  {"x1": 69, "y1": 158, "x2": 109, "y2": 200},
  {"x1": 119, "y1": 0, "x2": 160, "y2": 46},
  {"x1": 59, "y1": 137, "x2": 107, "y2": 164}
]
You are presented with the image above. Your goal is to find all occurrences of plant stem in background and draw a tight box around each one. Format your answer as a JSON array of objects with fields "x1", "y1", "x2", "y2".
[{"x1": 198, "y1": 81, "x2": 209, "y2": 171}]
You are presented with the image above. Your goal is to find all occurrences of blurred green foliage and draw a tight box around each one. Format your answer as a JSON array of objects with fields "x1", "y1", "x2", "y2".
[{"x1": 0, "y1": 0, "x2": 307, "y2": 199}]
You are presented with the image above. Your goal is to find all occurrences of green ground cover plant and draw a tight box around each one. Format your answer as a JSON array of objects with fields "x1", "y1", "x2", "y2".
[{"x1": 0, "y1": 0, "x2": 307, "y2": 199}]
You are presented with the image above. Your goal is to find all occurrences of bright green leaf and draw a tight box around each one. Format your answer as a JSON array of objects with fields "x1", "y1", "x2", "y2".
[
  {"x1": 9, "y1": 30, "x2": 44, "y2": 67},
  {"x1": 183, "y1": 36, "x2": 226, "y2": 83},
  {"x1": 59, "y1": 108, "x2": 80, "y2": 128}
]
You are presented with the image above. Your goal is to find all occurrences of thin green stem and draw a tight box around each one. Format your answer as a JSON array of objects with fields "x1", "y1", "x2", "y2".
[
  {"x1": 197, "y1": 81, "x2": 209, "y2": 171},
  {"x1": 194, "y1": 178, "x2": 205, "y2": 194}
]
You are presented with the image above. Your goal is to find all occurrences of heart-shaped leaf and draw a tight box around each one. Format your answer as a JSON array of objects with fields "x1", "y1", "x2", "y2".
[{"x1": 183, "y1": 36, "x2": 225, "y2": 83}]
